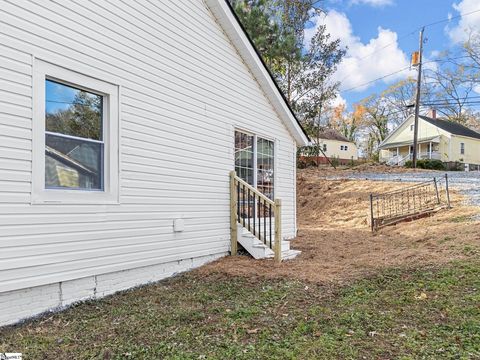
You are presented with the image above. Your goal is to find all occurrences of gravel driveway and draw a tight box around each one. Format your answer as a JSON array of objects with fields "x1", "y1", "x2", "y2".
[{"x1": 327, "y1": 171, "x2": 480, "y2": 207}]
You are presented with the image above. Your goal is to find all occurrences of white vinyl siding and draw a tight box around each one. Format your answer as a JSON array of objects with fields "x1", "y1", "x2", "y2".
[{"x1": 0, "y1": 0, "x2": 297, "y2": 293}]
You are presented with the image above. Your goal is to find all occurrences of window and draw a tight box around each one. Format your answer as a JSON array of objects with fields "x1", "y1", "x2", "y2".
[
  {"x1": 340, "y1": 145, "x2": 344, "y2": 151},
  {"x1": 410, "y1": 124, "x2": 414, "y2": 131},
  {"x1": 460, "y1": 142, "x2": 465, "y2": 155},
  {"x1": 33, "y1": 60, "x2": 119, "y2": 204},
  {"x1": 45, "y1": 80, "x2": 104, "y2": 190},
  {"x1": 234, "y1": 131, "x2": 254, "y2": 186},
  {"x1": 256, "y1": 137, "x2": 274, "y2": 199},
  {"x1": 235, "y1": 130, "x2": 274, "y2": 199},
  {"x1": 323, "y1": 144, "x2": 327, "y2": 152},
  {"x1": 344, "y1": 145, "x2": 348, "y2": 151}
]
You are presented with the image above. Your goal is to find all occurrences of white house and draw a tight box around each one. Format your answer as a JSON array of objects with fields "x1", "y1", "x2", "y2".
[
  {"x1": 0, "y1": 0, "x2": 308, "y2": 326},
  {"x1": 304, "y1": 128, "x2": 358, "y2": 166}
]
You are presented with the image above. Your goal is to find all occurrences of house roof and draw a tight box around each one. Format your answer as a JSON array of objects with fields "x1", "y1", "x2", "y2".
[
  {"x1": 46, "y1": 146, "x2": 96, "y2": 175},
  {"x1": 205, "y1": 0, "x2": 309, "y2": 145},
  {"x1": 420, "y1": 116, "x2": 480, "y2": 140},
  {"x1": 380, "y1": 114, "x2": 480, "y2": 149},
  {"x1": 313, "y1": 128, "x2": 352, "y2": 142}
]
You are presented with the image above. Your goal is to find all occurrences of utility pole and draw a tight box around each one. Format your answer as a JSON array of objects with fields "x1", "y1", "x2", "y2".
[{"x1": 412, "y1": 27, "x2": 424, "y2": 168}]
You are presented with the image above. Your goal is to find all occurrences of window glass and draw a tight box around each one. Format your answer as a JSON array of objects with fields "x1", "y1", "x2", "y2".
[
  {"x1": 234, "y1": 131, "x2": 254, "y2": 186},
  {"x1": 460, "y1": 142, "x2": 465, "y2": 154},
  {"x1": 45, "y1": 80, "x2": 104, "y2": 190},
  {"x1": 345, "y1": 145, "x2": 348, "y2": 151},
  {"x1": 257, "y1": 137, "x2": 274, "y2": 199},
  {"x1": 234, "y1": 131, "x2": 274, "y2": 199}
]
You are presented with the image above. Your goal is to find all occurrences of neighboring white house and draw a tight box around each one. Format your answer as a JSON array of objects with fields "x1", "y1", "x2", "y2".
[
  {"x1": 0, "y1": 0, "x2": 308, "y2": 326},
  {"x1": 300, "y1": 128, "x2": 358, "y2": 166}
]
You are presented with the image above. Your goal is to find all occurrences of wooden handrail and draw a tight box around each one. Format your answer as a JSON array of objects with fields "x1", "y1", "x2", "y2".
[
  {"x1": 230, "y1": 171, "x2": 282, "y2": 262},
  {"x1": 233, "y1": 174, "x2": 275, "y2": 206}
]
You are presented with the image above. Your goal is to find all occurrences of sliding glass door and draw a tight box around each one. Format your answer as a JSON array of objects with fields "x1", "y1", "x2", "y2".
[{"x1": 234, "y1": 130, "x2": 274, "y2": 199}]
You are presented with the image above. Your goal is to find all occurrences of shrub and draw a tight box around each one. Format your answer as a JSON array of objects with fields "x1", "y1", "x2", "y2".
[
  {"x1": 330, "y1": 156, "x2": 340, "y2": 168},
  {"x1": 404, "y1": 159, "x2": 446, "y2": 170},
  {"x1": 422, "y1": 159, "x2": 446, "y2": 170},
  {"x1": 349, "y1": 157, "x2": 355, "y2": 168}
]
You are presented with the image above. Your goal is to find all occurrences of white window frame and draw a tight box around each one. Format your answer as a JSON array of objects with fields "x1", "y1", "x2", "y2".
[
  {"x1": 32, "y1": 60, "x2": 119, "y2": 204},
  {"x1": 234, "y1": 128, "x2": 276, "y2": 198}
]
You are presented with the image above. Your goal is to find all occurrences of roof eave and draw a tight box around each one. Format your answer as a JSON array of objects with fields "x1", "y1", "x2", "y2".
[
  {"x1": 379, "y1": 114, "x2": 414, "y2": 148},
  {"x1": 205, "y1": 0, "x2": 309, "y2": 146}
]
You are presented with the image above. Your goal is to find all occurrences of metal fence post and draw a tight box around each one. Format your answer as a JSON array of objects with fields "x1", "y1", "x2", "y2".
[
  {"x1": 370, "y1": 194, "x2": 375, "y2": 232},
  {"x1": 445, "y1": 173, "x2": 451, "y2": 209},
  {"x1": 433, "y1": 177, "x2": 440, "y2": 205}
]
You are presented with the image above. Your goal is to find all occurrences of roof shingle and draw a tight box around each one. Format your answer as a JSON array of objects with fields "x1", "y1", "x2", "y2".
[{"x1": 420, "y1": 116, "x2": 480, "y2": 140}]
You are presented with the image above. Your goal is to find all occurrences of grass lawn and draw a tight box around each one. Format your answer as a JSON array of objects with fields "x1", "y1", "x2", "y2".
[{"x1": 1, "y1": 260, "x2": 480, "y2": 359}]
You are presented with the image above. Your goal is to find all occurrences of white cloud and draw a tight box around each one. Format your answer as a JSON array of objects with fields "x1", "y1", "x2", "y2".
[
  {"x1": 331, "y1": 93, "x2": 347, "y2": 107},
  {"x1": 350, "y1": 0, "x2": 394, "y2": 7},
  {"x1": 447, "y1": 0, "x2": 480, "y2": 43},
  {"x1": 306, "y1": 10, "x2": 412, "y2": 93}
]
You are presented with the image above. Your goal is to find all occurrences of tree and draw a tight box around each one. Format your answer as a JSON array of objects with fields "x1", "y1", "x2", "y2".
[
  {"x1": 424, "y1": 61, "x2": 478, "y2": 125},
  {"x1": 230, "y1": 0, "x2": 346, "y2": 132},
  {"x1": 46, "y1": 91, "x2": 102, "y2": 140},
  {"x1": 329, "y1": 104, "x2": 364, "y2": 142},
  {"x1": 230, "y1": 0, "x2": 286, "y2": 70},
  {"x1": 415, "y1": 40, "x2": 480, "y2": 129},
  {"x1": 274, "y1": 0, "x2": 345, "y2": 130}
]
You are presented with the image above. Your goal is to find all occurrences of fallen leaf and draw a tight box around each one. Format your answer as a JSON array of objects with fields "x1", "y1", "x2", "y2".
[{"x1": 414, "y1": 292, "x2": 428, "y2": 300}]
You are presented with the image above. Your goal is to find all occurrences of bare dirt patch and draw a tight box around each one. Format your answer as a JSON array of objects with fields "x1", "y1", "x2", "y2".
[
  {"x1": 199, "y1": 169, "x2": 480, "y2": 283},
  {"x1": 302, "y1": 163, "x2": 437, "y2": 177}
]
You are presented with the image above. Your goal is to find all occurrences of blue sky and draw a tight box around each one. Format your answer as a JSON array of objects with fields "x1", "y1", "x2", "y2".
[
  {"x1": 308, "y1": 0, "x2": 480, "y2": 109},
  {"x1": 46, "y1": 80, "x2": 78, "y2": 113}
]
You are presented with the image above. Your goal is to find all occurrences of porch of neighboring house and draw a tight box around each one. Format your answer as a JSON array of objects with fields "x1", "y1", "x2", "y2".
[{"x1": 380, "y1": 137, "x2": 442, "y2": 166}]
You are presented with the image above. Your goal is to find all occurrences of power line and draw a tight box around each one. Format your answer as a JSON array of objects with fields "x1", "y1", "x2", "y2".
[
  {"x1": 337, "y1": 8, "x2": 480, "y2": 90},
  {"x1": 350, "y1": 8, "x2": 480, "y2": 66},
  {"x1": 340, "y1": 66, "x2": 413, "y2": 93},
  {"x1": 422, "y1": 7, "x2": 480, "y2": 29},
  {"x1": 340, "y1": 55, "x2": 476, "y2": 94},
  {"x1": 421, "y1": 101, "x2": 480, "y2": 106}
]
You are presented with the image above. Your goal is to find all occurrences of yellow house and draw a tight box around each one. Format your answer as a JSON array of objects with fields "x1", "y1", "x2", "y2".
[{"x1": 379, "y1": 114, "x2": 480, "y2": 167}]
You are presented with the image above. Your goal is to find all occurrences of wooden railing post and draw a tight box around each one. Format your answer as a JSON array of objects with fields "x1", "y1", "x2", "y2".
[
  {"x1": 230, "y1": 171, "x2": 238, "y2": 256},
  {"x1": 274, "y1": 198, "x2": 282, "y2": 263}
]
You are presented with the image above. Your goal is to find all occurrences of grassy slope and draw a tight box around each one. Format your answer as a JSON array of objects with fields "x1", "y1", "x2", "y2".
[{"x1": 1, "y1": 260, "x2": 479, "y2": 359}]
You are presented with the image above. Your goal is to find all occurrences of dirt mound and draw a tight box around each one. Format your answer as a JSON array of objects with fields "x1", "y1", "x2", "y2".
[
  {"x1": 299, "y1": 163, "x2": 433, "y2": 178},
  {"x1": 199, "y1": 169, "x2": 480, "y2": 283}
]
